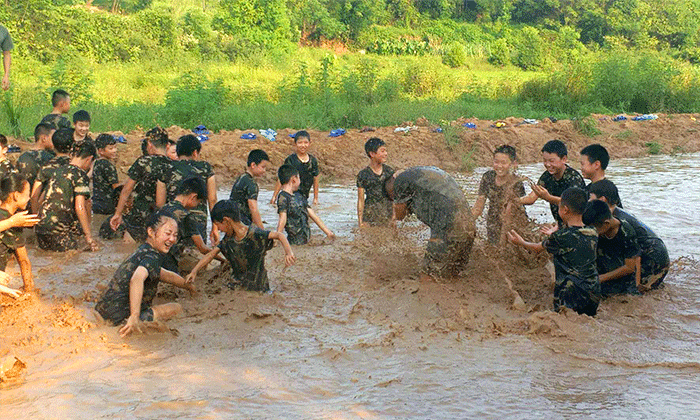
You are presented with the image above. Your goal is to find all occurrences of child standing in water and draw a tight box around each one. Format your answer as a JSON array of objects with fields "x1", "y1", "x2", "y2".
[
  {"x1": 271, "y1": 131, "x2": 320, "y2": 205},
  {"x1": 471, "y1": 145, "x2": 526, "y2": 244},
  {"x1": 187, "y1": 200, "x2": 295, "y2": 292},
  {"x1": 95, "y1": 212, "x2": 195, "y2": 337},
  {"x1": 0, "y1": 173, "x2": 39, "y2": 297},
  {"x1": 356, "y1": 137, "x2": 395, "y2": 227}
]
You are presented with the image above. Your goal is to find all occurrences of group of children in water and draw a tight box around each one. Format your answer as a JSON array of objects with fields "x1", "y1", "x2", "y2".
[{"x1": 0, "y1": 88, "x2": 670, "y2": 336}]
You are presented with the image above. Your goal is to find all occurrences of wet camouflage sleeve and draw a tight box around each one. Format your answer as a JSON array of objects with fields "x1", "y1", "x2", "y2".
[
  {"x1": 309, "y1": 155, "x2": 320, "y2": 177},
  {"x1": 35, "y1": 165, "x2": 91, "y2": 236},
  {"x1": 618, "y1": 220, "x2": 641, "y2": 260},
  {"x1": 276, "y1": 191, "x2": 310, "y2": 245},
  {"x1": 0, "y1": 25, "x2": 13, "y2": 51},
  {"x1": 92, "y1": 159, "x2": 118, "y2": 210},
  {"x1": 477, "y1": 170, "x2": 494, "y2": 196},
  {"x1": 0, "y1": 209, "x2": 24, "y2": 271},
  {"x1": 40, "y1": 114, "x2": 71, "y2": 130},
  {"x1": 219, "y1": 226, "x2": 274, "y2": 291}
]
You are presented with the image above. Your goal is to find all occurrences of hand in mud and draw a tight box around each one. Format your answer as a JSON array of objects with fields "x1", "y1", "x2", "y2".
[
  {"x1": 284, "y1": 252, "x2": 296, "y2": 267},
  {"x1": 530, "y1": 183, "x2": 551, "y2": 201},
  {"x1": 119, "y1": 315, "x2": 143, "y2": 337},
  {"x1": 0, "y1": 284, "x2": 21, "y2": 299},
  {"x1": 539, "y1": 224, "x2": 558, "y2": 236},
  {"x1": 86, "y1": 238, "x2": 100, "y2": 252},
  {"x1": 8, "y1": 211, "x2": 40, "y2": 228},
  {"x1": 110, "y1": 214, "x2": 123, "y2": 231},
  {"x1": 506, "y1": 229, "x2": 525, "y2": 246},
  {"x1": 185, "y1": 272, "x2": 197, "y2": 285},
  {"x1": 184, "y1": 281, "x2": 196, "y2": 296},
  {"x1": 359, "y1": 222, "x2": 369, "y2": 228},
  {"x1": 326, "y1": 232, "x2": 336, "y2": 240}
]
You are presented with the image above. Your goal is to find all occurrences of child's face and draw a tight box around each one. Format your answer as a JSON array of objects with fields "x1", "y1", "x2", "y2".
[
  {"x1": 370, "y1": 146, "x2": 388, "y2": 164},
  {"x1": 13, "y1": 182, "x2": 31, "y2": 210},
  {"x1": 579, "y1": 155, "x2": 599, "y2": 180},
  {"x1": 185, "y1": 195, "x2": 201, "y2": 209},
  {"x1": 150, "y1": 218, "x2": 178, "y2": 253},
  {"x1": 167, "y1": 143, "x2": 178, "y2": 160},
  {"x1": 74, "y1": 121, "x2": 90, "y2": 139},
  {"x1": 76, "y1": 156, "x2": 94, "y2": 172},
  {"x1": 295, "y1": 137, "x2": 311, "y2": 155},
  {"x1": 99, "y1": 144, "x2": 118, "y2": 160},
  {"x1": 250, "y1": 160, "x2": 268, "y2": 177},
  {"x1": 493, "y1": 152, "x2": 515, "y2": 177},
  {"x1": 214, "y1": 219, "x2": 234, "y2": 235},
  {"x1": 542, "y1": 152, "x2": 567, "y2": 177}
]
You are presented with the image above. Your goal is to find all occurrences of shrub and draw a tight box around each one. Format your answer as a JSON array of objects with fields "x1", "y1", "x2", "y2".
[
  {"x1": 442, "y1": 43, "x2": 467, "y2": 68},
  {"x1": 488, "y1": 38, "x2": 510, "y2": 66},
  {"x1": 162, "y1": 71, "x2": 230, "y2": 126}
]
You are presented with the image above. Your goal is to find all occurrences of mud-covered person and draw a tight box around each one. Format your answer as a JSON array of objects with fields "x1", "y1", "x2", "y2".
[
  {"x1": 521, "y1": 140, "x2": 586, "y2": 229},
  {"x1": 472, "y1": 145, "x2": 527, "y2": 244},
  {"x1": 34, "y1": 140, "x2": 98, "y2": 252},
  {"x1": 17, "y1": 123, "x2": 56, "y2": 198},
  {"x1": 40, "y1": 89, "x2": 71, "y2": 130},
  {"x1": 0, "y1": 133, "x2": 16, "y2": 179},
  {"x1": 159, "y1": 177, "x2": 224, "y2": 273},
  {"x1": 276, "y1": 164, "x2": 334, "y2": 245},
  {"x1": 229, "y1": 149, "x2": 269, "y2": 229},
  {"x1": 187, "y1": 200, "x2": 295, "y2": 292},
  {"x1": 0, "y1": 173, "x2": 40, "y2": 298},
  {"x1": 110, "y1": 127, "x2": 172, "y2": 242},
  {"x1": 385, "y1": 166, "x2": 475, "y2": 280},
  {"x1": 356, "y1": 137, "x2": 395, "y2": 227},
  {"x1": 156, "y1": 134, "x2": 218, "y2": 244},
  {"x1": 271, "y1": 130, "x2": 320, "y2": 206},
  {"x1": 95, "y1": 212, "x2": 195, "y2": 338},
  {"x1": 588, "y1": 179, "x2": 669, "y2": 292},
  {"x1": 507, "y1": 187, "x2": 601, "y2": 316},
  {"x1": 30, "y1": 127, "x2": 74, "y2": 212}
]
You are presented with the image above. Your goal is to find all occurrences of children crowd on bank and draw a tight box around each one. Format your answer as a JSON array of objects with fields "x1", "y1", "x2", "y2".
[{"x1": 0, "y1": 89, "x2": 670, "y2": 336}]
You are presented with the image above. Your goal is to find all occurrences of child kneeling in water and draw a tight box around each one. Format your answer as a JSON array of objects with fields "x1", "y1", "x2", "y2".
[
  {"x1": 95, "y1": 212, "x2": 195, "y2": 337},
  {"x1": 186, "y1": 200, "x2": 295, "y2": 292}
]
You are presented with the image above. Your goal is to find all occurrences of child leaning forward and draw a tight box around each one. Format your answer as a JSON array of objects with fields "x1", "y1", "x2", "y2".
[{"x1": 186, "y1": 200, "x2": 295, "y2": 292}]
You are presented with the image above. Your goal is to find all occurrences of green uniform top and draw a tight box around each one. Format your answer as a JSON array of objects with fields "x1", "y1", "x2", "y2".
[
  {"x1": 0, "y1": 158, "x2": 15, "y2": 180},
  {"x1": 276, "y1": 190, "x2": 310, "y2": 245},
  {"x1": 126, "y1": 154, "x2": 172, "y2": 222},
  {"x1": 17, "y1": 149, "x2": 56, "y2": 187},
  {"x1": 163, "y1": 159, "x2": 214, "y2": 236},
  {"x1": 92, "y1": 158, "x2": 119, "y2": 214},
  {"x1": 542, "y1": 225, "x2": 600, "y2": 297},
  {"x1": 40, "y1": 114, "x2": 71, "y2": 130},
  {"x1": 596, "y1": 218, "x2": 641, "y2": 296},
  {"x1": 537, "y1": 165, "x2": 586, "y2": 226},
  {"x1": 219, "y1": 225, "x2": 274, "y2": 292},
  {"x1": 283, "y1": 153, "x2": 319, "y2": 199},
  {"x1": 35, "y1": 164, "x2": 91, "y2": 236},
  {"x1": 36, "y1": 155, "x2": 71, "y2": 185},
  {"x1": 356, "y1": 164, "x2": 395, "y2": 225},
  {"x1": 228, "y1": 172, "x2": 258, "y2": 226},
  {"x1": 0, "y1": 25, "x2": 13, "y2": 52},
  {"x1": 0, "y1": 208, "x2": 24, "y2": 271}
]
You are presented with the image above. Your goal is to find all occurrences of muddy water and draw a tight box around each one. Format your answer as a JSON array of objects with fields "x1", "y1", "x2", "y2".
[{"x1": 2, "y1": 154, "x2": 700, "y2": 419}]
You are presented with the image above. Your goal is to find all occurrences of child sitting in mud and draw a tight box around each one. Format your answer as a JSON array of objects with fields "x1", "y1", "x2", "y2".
[
  {"x1": 186, "y1": 200, "x2": 295, "y2": 292},
  {"x1": 92, "y1": 134, "x2": 122, "y2": 215},
  {"x1": 30, "y1": 127, "x2": 74, "y2": 212},
  {"x1": 230, "y1": 149, "x2": 269, "y2": 229},
  {"x1": 356, "y1": 137, "x2": 395, "y2": 227},
  {"x1": 0, "y1": 173, "x2": 40, "y2": 297},
  {"x1": 507, "y1": 187, "x2": 601, "y2": 316},
  {"x1": 271, "y1": 130, "x2": 320, "y2": 206},
  {"x1": 95, "y1": 212, "x2": 195, "y2": 337},
  {"x1": 471, "y1": 145, "x2": 526, "y2": 244},
  {"x1": 276, "y1": 164, "x2": 334, "y2": 245},
  {"x1": 588, "y1": 179, "x2": 669, "y2": 291},
  {"x1": 582, "y1": 199, "x2": 641, "y2": 297}
]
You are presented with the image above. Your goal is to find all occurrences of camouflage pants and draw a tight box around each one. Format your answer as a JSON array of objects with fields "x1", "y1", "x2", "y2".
[
  {"x1": 640, "y1": 242, "x2": 670, "y2": 289},
  {"x1": 554, "y1": 275, "x2": 600, "y2": 316}
]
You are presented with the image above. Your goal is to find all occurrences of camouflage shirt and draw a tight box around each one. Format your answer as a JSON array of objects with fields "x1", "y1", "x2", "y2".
[
  {"x1": 284, "y1": 153, "x2": 319, "y2": 199},
  {"x1": 229, "y1": 172, "x2": 258, "y2": 225},
  {"x1": 218, "y1": 225, "x2": 274, "y2": 292},
  {"x1": 537, "y1": 165, "x2": 586, "y2": 226},
  {"x1": 95, "y1": 243, "x2": 163, "y2": 325},
  {"x1": 92, "y1": 158, "x2": 119, "y2": 214},
  {"x1": 40, "y1": 113, "x2": 71, "y2": 130},
  {"x1": 36, "y1": 155, "x2": 71, "y2": 185},
  {"x1": 126, "y1": 154, "x2": 172, "y2": 222},
  {"x1": 163, "y1": 159, "x2": 214, "y2": 236},
  {"x1": 393, "y1": 166, "x2": 471, "y2": 240},
  {"x1": 543, "y1": 225, "x2": 600, "y2": 296},
  {"x1": 356, "y1": 164, "x2": 395, "y2": 225},
  {"x1": 614, "y1": 208, "x2": 670, "y2": 278},
  {"x1": 35, "y1": 164, "x2": 91, "y2": 236},
  {"x1": 17, "y1": 149, "x2": 56, "y2": 187},
  {"x1": 0, "y1": 208, "x2": 24, "y2": 271},
  {"x1": 277, "y1": 190, "x2": 310, "y2": 245},
  {"x1": 0, "y1": 158, "x2": 15, "y2": 179},
  {"x1": 160, "y1": 200, "x2": 199, "y2": 260},
  {"x1": 596, "y1": 218, "x2": 641, "y2": 295}
]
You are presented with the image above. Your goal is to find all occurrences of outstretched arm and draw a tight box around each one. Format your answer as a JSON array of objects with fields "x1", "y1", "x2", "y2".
[
  {"x1": 268, "y1": 231, "x2": 295, "y2": 266},
  {"x1": 248, "y1": 199, "x2": 263, "y2": 229},
  {"x1": 185, "y1": 246, "x2": 222, "y2": 284},
  {"x1": 520, "y1": 190, "x2": 538, "y2": 206},
  {"x1": 308, "y1": 207, "x2": 334, "y2": 238},
  {"x1": 111, "y1": 178, "x2": 137, "y2": 230},
  {"x1": 191, "y1": 234, "x2": 226, "y2": 262},
  {"x1": 119, "y1": 266, "x2": 148, "y2": 337},
  {"x1": 506, "y1": 230, "x2": 545, "y2": 253},
  {"x1": 312, "y1": 175, "x2": 319, "y2": 205},
  {"x1": 599, "y1": 256, "x2": 639, "y2": 283},
  {"x1": 75, "y1": 195, "x2": 97, "y2": 250},
  {"x1": 15, "y1": 246, "x2": 33, "y2": 292}
]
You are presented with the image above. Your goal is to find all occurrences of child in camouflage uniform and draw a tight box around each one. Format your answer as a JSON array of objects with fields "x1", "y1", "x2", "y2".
[
  {"x1": 270, "y1": 130, "x2": 321, "y2": 206},
  {"x1": 92, "y1": 134, "x2": 121, "y2": 215},
  {"x1": 95, "y1": 212, "x2": 195, "y2": 337},
  {"x1": 72, "y1": 110, "x2": 92, "y2": 144},
  {"x1": 276, "y1": 164, "x2": 334, "y2": 245},
  {"x1": 30, "y1": 127, "x2": 74, "y2": 212},
  {"x1": 39, "y1": 89, "x2": 71, "y2": 130},
  {"x1": 0, "y1": 134, "x2": 15, "y2": 179},
  {"x1": 508, "y1": 187, "x2": 601, "y2": 316},
  {"x1": 229, "y1": 149, "x2": 269, "y2": 229},
  {"x1": 17, "y1": 123, "x2": 56, "y2": 194},
  {"x1": 35, "y1": 141, "x2": 98, "y2": 252},
  {"x1": 356, "y1": 137, "x2": 395, "y2": 227},
  {"x1": 186, "y1": 200, "x2": 295, "y2": 292}
]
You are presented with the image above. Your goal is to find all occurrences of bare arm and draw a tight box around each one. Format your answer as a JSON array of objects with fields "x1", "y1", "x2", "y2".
[
  {"x1": 312, "y1": 175, "x2": 319, "y2": 205},
  {"x1": 30, "y1": 180, "x2": 43, "y2": 212},
  {"x1": 268, "y1": 231, "x2": 295, "y2": 266},
  {"x1": 2, "y1": 51, "x2": 10, "y2": 90},
  {"x1": 506, "y1": 230, "x2": 545, "y2": 253},
  {"x1": 155, "y1": 180, "x2": 167, "y2": 208},
  {"x1": 277, "y1": 211, "x2": 287, "y2": 234},
  {"x1": 191, "y1": 234, "x2": 226, "y2": 262},
  {"x1": 119, "y1": 266, "x2": 148, "y2": 337},
  {"x1": 471, "y1": 195, "x2": 486, "y2": 218},
  {"x1": 0, "y1": 211, "x2": 39, "y2": 231},
  {"x1": 269, "y1": 181, "x2": 282, "y2": 205},
  {"x1": 111, "y1": 178, "x2": 137, "y2": 230},
  {"x1": 308, "y1": 207, "x2": 334, "y2": 237},
  {"x1": 520, "y1": 191, "x2": 538, "y2": 205},
  {"x1": 599, "y1": 256, "x2": 639, "y2": 283},
  {"x1": 357, "y1": 187, "x2": 365, "y2": 227},
  {"x1": 185, "y1": 246, "x2": 221, "y2": 283},
  {"x1": 207, "y1": 175, "x2": 219, "y2": 244},
  {"x1": 15, "y1": 246, "x2": 33, "y2": 292},
  {"x1": 248, "y1": 199, "x2": 263, "y2": 229},
  {"x1": 75, "y1": 195, "x2": 96, "y2": 249},
  {"x1": 159, "y1": 268, "x2": 195, "y2": 293}
]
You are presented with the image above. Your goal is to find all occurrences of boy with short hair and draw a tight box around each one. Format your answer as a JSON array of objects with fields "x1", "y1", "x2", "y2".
[
  {"x1": 110, "y1": 127, "x2": 172, "y2": 242},
  {"x1": 72, "y1": 110, "x2": 92, "y2": 143},
  {"x1": 230, "y1": 149, "x2": 268, "y2": 229},
  {"x1": 30, "y1": 127, "x2": 74, "y2": 211},
  {"x1": 0, "y1": 134, "x2": 15, "y2": 178},
  {"x1": 520, "y1": 140, "x2": 586, "y2": 227},
  {"x1": 186, "y1": 200, "x2": 295, "y2": 292},
  {"x1": 507, "y1": 187, "x2": 601, "y2": 316},
  {"x1": 356, "y1": 137, "x2": 395, "y2": 227},
  {"x1": 92, "y1": 133, "x2": 122, "y2": 215},
  {"x1": 271, "y1": 131, "x2": 320, "y2": 205},
  {"x1": 40, "y1": 89, "x2": 71, "y2": 130},
  {"x1": 588, "y1": 179, "x2": 669, "y2": 291},
  {"x1": 582, "y1": 199, "x2": 642, "y2": 297},
  {"x1": 159, "y1": 177, "x2": 224, "y2": 273},
  {"x1": 17, "y1": 123, "x2": 56, "y2": 191},
  {"x1": 276, "y1": 164, "x2": 334, "y2": 245},
  {"x1": 35, "y1": 140, "x2": 98, "y2": 252}
]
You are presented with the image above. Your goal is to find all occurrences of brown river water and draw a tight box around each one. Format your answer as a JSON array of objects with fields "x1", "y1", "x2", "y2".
[{"x1": 2, "y1": 154, "x2": 700, "y2": 418}]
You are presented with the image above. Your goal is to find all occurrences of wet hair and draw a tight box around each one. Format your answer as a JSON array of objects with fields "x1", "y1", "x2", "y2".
[
  {"x1": 51, "y1": 89, "x2": 70, "y2": 107},
  {"x1": 0, "y1": 173, "x2": 28, "y2": 202},
  {"x1": 0, "y1": 134, "x2": 7, "y2": 148},
  {"x1": 34, "y1": 123, "x2": 54, "y2": 142},
  {"x1": 71, "y1": 139, "x2": 97, "y2": 160},
  {"x1": 541, "y1": 140, "x2": 568, "y2": 158},
  {"x1": 278, "y1": 164, "x2": 299, "y2": 185},
  {"x1": 176, "y1": 134, "x2": 201, "y2": 157},
  {"x1": 247, "y1": 149, "x2": 269, "y2": 166},
  {"x1": 293, "y1": 130, "x2": 310, "y2": 143},
  {"x1": 73, "y1": 110, "x2": 91, "y2": 124},
  {"x1": 94, "y1": 133, "x2": 116, "y2": 150},
  {"x1": 52, "y1": 128, "x2": 75, "y2": 153},
  {"x1": 559, "y1": 187, "x2": 588, "y2": 215},
  {"x1": 582, "y1": 199, "x2": 613, "y2": 227},
  {"x1": 145, "y1": 211, "x2": 176, "y2": 234},
  {"x1": 176, "y1": 177, "x2": 207, "y2": 200},
  {"x1": 580, "y1": 144, "x2": 609, "y2": 170},
  {"x1": 141, "y1": 138, "x2": 149, "y2": 156},
  {"x1": 494, "y1": 144, "x2": 517, "y2": 162},
  {"x1": 144, "y1": 127, "x2": 169, "y2": 150},
  {"x1": 588, "y1": 179, "x2": 621, "y2": 207},
  {"x1": 364, "y1": 137, "x2": 385, "y2": 158},
  {"x1": 211, "y1": 199, "x2": 240, "y2": 223}
]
